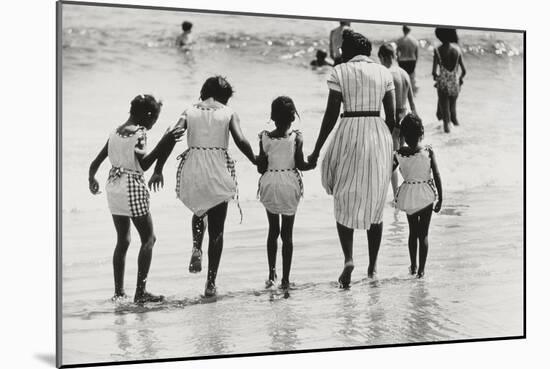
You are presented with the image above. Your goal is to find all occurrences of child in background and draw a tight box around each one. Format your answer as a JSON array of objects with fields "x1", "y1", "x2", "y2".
[
  {"x1": 154, "y1": 76, "x2": 257, "y2": 297},
  {"x1": 310, "y1": 49, "x2": 333, "y2": 68},
  {"x1": 257, "y1": 96, "x2": 315, "y2": 290},
  {"x1": 176, "y1": 21, "x2": 193, "y2": 48},
  {"x1": 393, "y1": 113, "x2": 442, "y2": 278},
  {"x1": 88, "y1": 95, "x2": 184, "y2": 303},
  {"x1": 378, "y1": 43, "x2": 417, "y2": 200}
]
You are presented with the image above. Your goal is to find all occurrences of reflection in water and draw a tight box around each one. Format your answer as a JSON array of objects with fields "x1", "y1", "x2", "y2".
[
  {"x1": 114, "y1": 314, "x2": 131, "y2": 359},
  {"x1": 268, "y1": 301, "x2": 301, "y2": 352},
  {"x1": 336, "y1": 291, "x2": 359, "y2": 345},
  {"x1": 363, "y1": 280, "x2": 386, "y2": 343},
  {"x1": 193, "y1": 306, "x2": 230, "y2": 356},
  {"x1": 136, "y1": 313, "x2": 159, "y2": 359},
  {"x1": 403, "y1": 281, "x2": 444, "y2": 342}
]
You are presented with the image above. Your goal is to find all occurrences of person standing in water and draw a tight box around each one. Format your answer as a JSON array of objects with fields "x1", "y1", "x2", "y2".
[
  {"x1": 308, "y1": 30, "x2": 397, "y2": 287},
  {"x1": 257, "y1": 96, "x2": 315, "y2": 290},
  {"x1": 432, "y1": 27, "x2": 467, "y2": 133},
  {"x1": 88, "y1": 95, "x2": 184, "y2": 303},
  {"x1": 329, "y1": 21, "x2": 351, "y2": 65},
  {"x1": 396, "y1": 25, "x2": 419, "y2": 94},
  {"x1": 378, "y1": 43, "x2": 417, "y2": 200},
  {"x1": 176, "y1": 21, "x2": 193, "y2": 48}
]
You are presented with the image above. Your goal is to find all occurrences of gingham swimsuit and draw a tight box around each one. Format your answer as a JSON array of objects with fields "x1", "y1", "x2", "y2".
[{"x1": 105, "y1": 127, "x2": 150, "y2": 217}]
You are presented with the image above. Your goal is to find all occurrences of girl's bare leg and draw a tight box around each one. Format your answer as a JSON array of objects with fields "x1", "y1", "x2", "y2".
[
  {"x1": 112, "y1": 215, "x2": 131, "y2": 298},
  {"x1": 189, "y1": 215, "x2": 206, "y2": 273},
  {"x1": 405, "y1": 213, "x2": 419, "y2": 275},
  {"x1": 131, "y1": 213, "x2": 163, "y2": 303},
  {"x1": 205, "y1": 202, "x2": 228, "y2": 296},
  {"x1": 280, "y1": 214, "x2": 295, "y2": 287},
  {"x1": 266, "y1": 211, "x2": 280, "y2": 284},
  {"x1": 416, "y1": 205, "x2": 433, "y2": 277}
]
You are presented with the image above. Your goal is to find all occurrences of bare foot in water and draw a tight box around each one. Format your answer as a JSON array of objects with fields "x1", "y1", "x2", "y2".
[
  {"x1": 367, "y1": 265, "x2": 377, "y2": 278},
  {"x1": 134, "y1": 291, "x2": 165, "y2": 304},
  {"x1": 204, "y1": 281, "x2": 217, "y2": 297},
  {"x1": 338, "y1": 261, "x2": 355, "y2": 288},
  {"x1": 111, "y1": 293, "x2": 128, "y2": 302}
]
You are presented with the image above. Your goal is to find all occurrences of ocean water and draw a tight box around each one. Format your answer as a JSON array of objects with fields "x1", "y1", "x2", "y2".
[{"x1": 60, "y1": 3, "x2": 524, "y2": 366}]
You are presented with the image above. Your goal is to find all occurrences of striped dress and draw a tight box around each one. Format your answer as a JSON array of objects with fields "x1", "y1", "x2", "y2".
[{"x1": 321, "y1": 55, "x2": 395, "y2": 229}]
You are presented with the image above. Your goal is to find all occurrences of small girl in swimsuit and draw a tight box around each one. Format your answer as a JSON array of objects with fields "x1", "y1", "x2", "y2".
[
  {"x1": 393, "y1": 113, "x2": 443, "y2": 278},
  {"x1": 88, "y1": 95, "x2": 184, "y2": 303},
  {"x1": 257, "y1": 96, "x2": 315, "y2": 289},
  {"x1": 432, "y1": 27, "x2": 467, "y2": 133},
  {"x1": 154, "y1": 76, "x2": 257, "y2": 297}
]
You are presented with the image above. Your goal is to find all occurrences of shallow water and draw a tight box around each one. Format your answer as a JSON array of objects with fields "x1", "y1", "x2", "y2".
[{"x1": 60, "y1": 3, "x2": 524, "y2": 366}]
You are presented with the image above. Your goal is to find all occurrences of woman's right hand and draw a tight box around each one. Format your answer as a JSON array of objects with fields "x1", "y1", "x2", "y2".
[
  {"x1": 89, "y1": 177, "x2": 100, "y2": 195},
  {"x1": 434, "y1": 199, "x2": 442, "y2": 213}
]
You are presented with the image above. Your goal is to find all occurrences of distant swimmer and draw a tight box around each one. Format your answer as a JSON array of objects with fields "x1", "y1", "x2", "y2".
[
  {"x1": 396, "y1": 25, "x2": 419, "y2": 93},
  {"x1": 329, "y1": 21, "x2": 351, "y2": 65},
  {"x1": 176, "y1": 21, "x2": 193, "y2": 48},
  {"x1": 310, "y1": 49, "x2": 333, "y2": 67}
]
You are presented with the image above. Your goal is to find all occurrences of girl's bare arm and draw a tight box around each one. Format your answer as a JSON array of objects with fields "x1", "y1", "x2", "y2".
[
  {"x1": 429, "y1": 147, "x2": 443, "y2": 212},
  {"x1": 432, "y1": 51, "x2": 439, "y2": 80},
  {"x1": 137, "y1": 125, "x2": 185, "y2": 172},
  {"x1": 229, "y1": 112, "x2": 257, "y2": 165},
  {"x1": 382, "y1": 89, "x2": 397, "y2": 132},
  {"x1": 88, "y1": 141, "x2": 108, "y2": 194},
  {"x1": 295, "y1": 132, "x2": 315, "y2": 171},
  {"x1": 458, "y1": 53, "x2": 467, "y2": 84}
]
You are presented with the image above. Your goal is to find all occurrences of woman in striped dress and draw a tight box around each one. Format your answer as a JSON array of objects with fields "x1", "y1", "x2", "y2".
[{"x1": 308, "y1": 30, "x2": 397, "y2": 288}]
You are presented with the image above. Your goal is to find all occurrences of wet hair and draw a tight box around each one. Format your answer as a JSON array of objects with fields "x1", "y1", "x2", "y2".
[
  {"x1": 271, "y1": 96, "x2": 299, "y2": 128},
  {"x1": 378, "y1": 43, "x2": 395, "y2": 60},
  {"x1": 316, "y1": 49, "x2": 328, "y2": 59},
  {"x1": 341, "y1": 29, "x2": 372, "y2": 61},
  {"x1": 182, "y1": 21, "x2": 193, "y2": 32},
  {"x1": 435, "y1": 27, "x2": 458, "y2": 43},
  {"x1": 403, "y1": 25, "x2": 411, "y2": 34},
  {"x1": 400, "y1": 113, "x2": 424, "y2": 145},
  {"x1": 129, "y1": 94, "x2": 162, "y2": 128},
  {"x1": 340, "y1": 21, "x2": 351, "y2": 27},
  {"x1": 200, "y1": 76, "x2": 234, "y2": 104}
]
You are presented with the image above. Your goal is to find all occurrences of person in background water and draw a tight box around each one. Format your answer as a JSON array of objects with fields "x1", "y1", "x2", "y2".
[
  {"x1": 378, "y1": 43, "x2": 417, "y2": 200},
  {"x1": 310, "y1": 49, "x2": 333, "y2": 68},
  {"x1": 396, "y1": 25, "x2": 419, "y2": 94},
  {"x1": 256, "y1": 96, "x2": 316, "y2": 290},
  {"x1": 309, "y1": 30, "x2": 397, "y2": 288},
  {"x1": 153, "y1": 76, "x2": 257, "y2": 298},
  {"x1": 176, "y1": 21, "x2": 193, "y2": 48},
  {"x1": 432, "y1": 27, "x2": 467, "y2": 133},
  {"x1": 329, "y1": 21, "x2": 351, "y2": 65},
  {"x1": 393, "y1": 113, "x2": 442, "y2": 278},
  {"x1": 88, "y1": 95, "x2": 184, "y2": 303}
]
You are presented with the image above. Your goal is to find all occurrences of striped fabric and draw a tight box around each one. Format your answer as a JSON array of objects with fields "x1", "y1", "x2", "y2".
[{"x1": 321, "y1": 55, "x2": 394, "y2": 229}]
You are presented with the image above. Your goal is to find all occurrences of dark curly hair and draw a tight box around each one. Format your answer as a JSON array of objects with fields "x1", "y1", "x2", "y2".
[
  {"x1": 341, "y1": 29, "x2": 372, "y2": 61},
  {"x1": 181, "y1": 21, "x2": 193, "y2": 32},
  {"x1": 129, "y1": 94, "x2": 162, "y2": 128},
  {"x1": 200, "y1": 76, "x2": 234, "y2": 105},
  {"x1": 400, "y1": 113, "x2": 424, "y2": 145},
  {"x1": 271, "y1": 96, "x2": 299, "y2": 128}
]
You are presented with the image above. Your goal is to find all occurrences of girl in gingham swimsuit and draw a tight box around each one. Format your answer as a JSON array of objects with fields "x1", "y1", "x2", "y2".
[{"x1": 88, "y1": 95, "x2": 184, "y2": 303}]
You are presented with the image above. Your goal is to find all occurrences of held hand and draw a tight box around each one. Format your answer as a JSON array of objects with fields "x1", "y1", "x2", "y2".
[
  {"x1": 148, "y1": 172, "x2": 164, "y2": 192},
  {"x1": 307, "y1": 151, "x2": 319, "y2": 166},
  {"x1": 89, "y1": 177, "x2": 101, "y2": 195},
  {"x1": 434, "y1": 200, "x2": 442, "y2": 213},
  {"x1": 164, "y1": 125, "x2": 186, "y2": 142},
  {"x1": 459, "y1": 77, "x2": 464, "y2": 86}
]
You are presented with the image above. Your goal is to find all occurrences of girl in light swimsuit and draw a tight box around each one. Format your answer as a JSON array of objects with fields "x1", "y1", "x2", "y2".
[
  {"x1": 432, "y1": 27, "x2": 467, "y2": 133},
  {"x1": 393, "y1": 113, "x2": 443, "y2": 278}
]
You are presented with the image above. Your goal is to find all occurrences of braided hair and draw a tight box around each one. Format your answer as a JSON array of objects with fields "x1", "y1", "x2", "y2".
[
  {"x1": 341, "y1": 29, "x2": 372, "y2": 62},
  {"x1": 129, "y1": 94, "x2": 162, "y2": 128}
]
